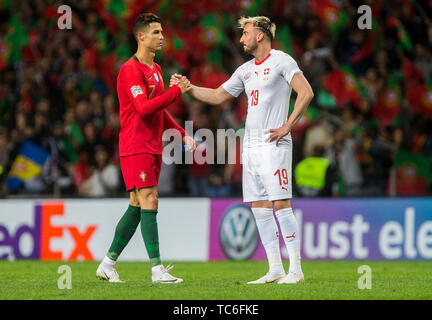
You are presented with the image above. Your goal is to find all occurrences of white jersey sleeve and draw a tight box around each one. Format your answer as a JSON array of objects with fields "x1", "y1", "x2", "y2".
[
  {"x1": 279, "y1": 53, "x2": 303, "y2": 85},
  {"x1": 221, "y1": 65, "x2": 244, "y2": 98}
]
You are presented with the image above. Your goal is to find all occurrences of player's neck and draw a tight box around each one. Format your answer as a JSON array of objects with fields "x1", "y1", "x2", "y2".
[
  {"x1": 253, "y1": 45, "x2": 272, "y2": 64},
  {"x1": 134, "y1": 48, "x2": 155, "y2": 68}
]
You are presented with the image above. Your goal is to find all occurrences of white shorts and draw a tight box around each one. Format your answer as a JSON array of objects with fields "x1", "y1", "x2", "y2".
[{"x1": 242, "y1": 143, "x2": 293, "y2": 202}]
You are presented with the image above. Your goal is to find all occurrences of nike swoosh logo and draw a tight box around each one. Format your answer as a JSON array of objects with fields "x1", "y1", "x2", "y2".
[
  {"x1": 101, "y1": 269, "x2": 108, "y2": 280},
  {"x1": 154, "y1": 279, "x2": 179, "y2": 283},
  {"x1": 267, "y1": 275, "x2": 284, "y2": 283}
]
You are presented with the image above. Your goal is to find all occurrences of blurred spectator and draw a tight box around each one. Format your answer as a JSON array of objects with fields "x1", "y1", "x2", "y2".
[
  {"x1": 0, "y1": 127, "x2": 11, "y2": 195},
  {"x1": 341, "y1": 103, "x2": 360, "y2": 139},
  {"x1": 64, "y1": 107, "x2": 85, "y2": 149},
  {"x1": 360, "y1": 68, "x2": 384, "y2": 102},
  {"x1": 72, "y1": 151, "x2": 91, "y2": 193},
  {"x1": 75, "y1": 100, "x2": 92, "y2": 128},
  {"x1": 188, "y1": 140, "x2": 211, "y2": 196},
  {"x1": 81, "y1": 122, "x2": 102, "y2": 157},
  {"x1": 222, "y1": 138, "x2": 243, "y2": 196},
  {"x1": 414, "y1": 43, "x2": 432, "y2": 81},
  {"x1": 89, "y1": 90, "x2": 106, "y2": 131},
  {"x1": 303, "y1": 115, "x2": 333, "y2": 158},
  {"x1": 52, "y1": 120, "x2": 78, "y2": 164},
  {"x1": 187, "y1": 101, "x2": 212, "y2": 196},
  {"x1": 325, "y1": 126, "x2": 363, "y2": 197},
  {"x1": 360, "y1": 125, "x2": 394, "y2": 196},
  {"x1": 78, "y1": 146, "x2": 120, "y2": 197},
  {"x1": 294, "y1": 145, "x2": 336, "y2": 197},
  {"x1": 301, "y1": 36, "x2": 331, "y2": 91}
]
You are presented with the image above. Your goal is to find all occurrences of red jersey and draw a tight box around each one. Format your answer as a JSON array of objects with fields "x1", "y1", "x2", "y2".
[{"x1": 117, "y1": 56, "x2": 186, "y2": 156}]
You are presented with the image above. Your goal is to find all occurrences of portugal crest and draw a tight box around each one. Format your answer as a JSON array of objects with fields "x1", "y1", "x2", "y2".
[{"x1": 139, "y1": 171, "x2": 147, "y2": 182}]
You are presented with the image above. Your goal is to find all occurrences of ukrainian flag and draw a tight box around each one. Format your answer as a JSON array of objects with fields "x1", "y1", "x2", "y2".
[{"x1": 6, "y1": 140, "x2": 50, "y2": 192}]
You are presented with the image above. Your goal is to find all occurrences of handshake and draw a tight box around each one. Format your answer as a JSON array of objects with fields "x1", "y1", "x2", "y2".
[{"x1": 169, "y1": 73, "x2": 192, "y2": 94}]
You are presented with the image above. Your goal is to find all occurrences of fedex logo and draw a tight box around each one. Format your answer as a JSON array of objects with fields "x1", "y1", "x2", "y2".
[{"x1": 0, "y1": 202, "x2": 97, "y2": 261}]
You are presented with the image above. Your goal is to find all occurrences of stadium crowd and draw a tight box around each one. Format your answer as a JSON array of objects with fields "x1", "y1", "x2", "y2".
[{"x1": 0, "y1": 0, "x2": 431, "y2": 198}]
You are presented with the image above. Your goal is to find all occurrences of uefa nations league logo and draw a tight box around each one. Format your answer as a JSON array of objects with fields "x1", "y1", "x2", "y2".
[{"x1": 219, "y1": 205, "x2": 259, "y2": 260}]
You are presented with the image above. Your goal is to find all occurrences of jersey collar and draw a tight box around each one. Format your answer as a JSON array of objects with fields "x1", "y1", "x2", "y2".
[
  {"x1": 132, "y1": 55, "x2": 155, "y2": 69},
  {"x1": 254, "y1": 51, "x2": 272, "y2": 65}
]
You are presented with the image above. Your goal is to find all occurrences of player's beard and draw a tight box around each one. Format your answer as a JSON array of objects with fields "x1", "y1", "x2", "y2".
[{"x1": 243, "y1": 40, "x2": 258, "y2": 55}]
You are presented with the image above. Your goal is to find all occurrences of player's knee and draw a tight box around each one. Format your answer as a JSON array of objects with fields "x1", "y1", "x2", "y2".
[
  {"x1": 273, "y1": 199, "x2": 291, "y2": 212},
  {"x1": 135, "y1": 188, "x2": 158, "y2": 209},
  {"x1": 275, "y1": 207, "x2": 294, "y2": 220},
  {"x1": 129, "y1": 192, "x2": 140, "y2": 207},
  {"x1": 148, "y1": 189, "x2": 158, "y2": 200},
  {"x1": 143, "y1": 191, "x2": 159, "y2": 208},
  {"x1": 251, "y1": 200, "x2": 272, "y2": 209},
  {"x1": 148, "y1": 194, "x2": 158, "y2": 208},
  {"x1": 130, "y1": 199, "x2": 140, "y2": 207},
  {"x1": 251, "y1": 207, "x2": 273, "y2": 221}
]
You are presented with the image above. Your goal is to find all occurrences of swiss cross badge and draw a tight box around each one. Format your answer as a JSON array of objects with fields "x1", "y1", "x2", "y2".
[
  {"x1": 264, "y1": 68, "x2": 270, "y2": 75},
  {"x1": 139, "y1": 171, "x2": 147, "y2": 182}
]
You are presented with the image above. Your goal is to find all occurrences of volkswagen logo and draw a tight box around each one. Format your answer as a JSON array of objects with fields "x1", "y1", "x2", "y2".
[{"x1": 219, "y1": 204, "x2": 259, "y2": 260}]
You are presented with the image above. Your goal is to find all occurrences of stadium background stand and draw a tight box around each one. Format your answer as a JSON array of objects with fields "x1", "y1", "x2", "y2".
[{"x1": 0, "y1": 0, "x2": 431, "y2": 198}]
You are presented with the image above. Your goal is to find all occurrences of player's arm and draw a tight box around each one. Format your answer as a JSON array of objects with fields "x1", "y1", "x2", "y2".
[
  {"x1": 285, "y1": 73, "x2": 314, "y2": 131},
  {"x1": 268, "y1": 73, "x2": 314, "y2": 145},
  {"x1": 121, "y1": 66, "x2": 184, "y2": 117},
  {"x1": 188, "y1": 85, "x2": 233, "y2": 105},
  {"x1": 170, "y1": 73, "x2": 236, "y2": 105},
  {"x1": 162, "y1": 110, "x2": 196, "y2": 150},
  {"x1": 162, "y1": 110, "x2": 186, "y2": 136}
]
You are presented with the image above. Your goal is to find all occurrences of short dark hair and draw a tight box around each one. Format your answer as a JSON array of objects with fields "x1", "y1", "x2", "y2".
[{"x1": 133, "y1": 13, "x2": 161, "y2": 40}]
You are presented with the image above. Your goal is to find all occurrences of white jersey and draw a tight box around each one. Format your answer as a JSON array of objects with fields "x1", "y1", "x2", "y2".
[{"x1": 222, "y1": 49, "x2": 302, "y2": 148}]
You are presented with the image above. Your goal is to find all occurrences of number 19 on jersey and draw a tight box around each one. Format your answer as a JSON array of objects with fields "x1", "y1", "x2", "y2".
[{"x1": 250, "y1": 89, "x2": 259, "y2": 106}]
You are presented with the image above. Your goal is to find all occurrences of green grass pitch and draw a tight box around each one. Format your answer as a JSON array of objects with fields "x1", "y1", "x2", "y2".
[{"x1": 1, "y1": 260, "x2": 431, "y2": 300}]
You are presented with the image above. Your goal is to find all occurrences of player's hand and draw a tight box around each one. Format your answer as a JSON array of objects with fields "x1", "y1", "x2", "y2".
[
  {"x1": 183, "y1": 135, "x2": 196, "y2": 151},
  {"x1": 177, "y1": 76, "x2": 191, "y2": 93},
  {"x1": 265, "y1": 124, "x2": 291, "y2": 146},
  {"x1": 169, "y1": 73, "x2": 182, "y2": 87}
]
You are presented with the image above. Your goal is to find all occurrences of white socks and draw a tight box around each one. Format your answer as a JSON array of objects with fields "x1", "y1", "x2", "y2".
[
  {"x1": 252, "y1": 207, "x2": 303, "y2": 276},
  {"x1": 275, "y1": 207, "x2": 302, "y2": 275},
  {"x1": 251, "y1": 208, "x2": 284, "y2": 276},
  {"x1": 102, "y1": 256, "x2": 116, "y2": 268},
  {"x1": 252, "y1": 208, "x2": 285, "y2": 275}
]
